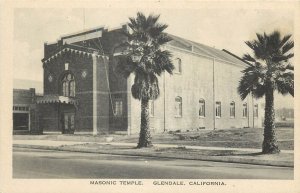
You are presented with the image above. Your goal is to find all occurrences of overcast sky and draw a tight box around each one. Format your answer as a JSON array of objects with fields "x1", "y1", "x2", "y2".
[{"x1": 13, "y1": 6, "x2": 295, "y2": 108}]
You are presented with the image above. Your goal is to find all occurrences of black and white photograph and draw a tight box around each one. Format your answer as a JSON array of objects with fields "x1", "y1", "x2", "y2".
[{"x1": 0, "y1": 0, "x2": 299, "y2": 193}]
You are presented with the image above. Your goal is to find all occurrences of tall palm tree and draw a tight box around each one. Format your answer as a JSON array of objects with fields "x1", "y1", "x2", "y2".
[
  {"x1": 238, "y1": 31, "x2": 294, "y2": 154},
  {"x1": 115, "y1": 12, "x2": 174, "y2": 148}
]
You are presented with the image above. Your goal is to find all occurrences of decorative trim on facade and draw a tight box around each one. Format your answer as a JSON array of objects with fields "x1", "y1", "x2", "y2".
[
  {"x1": 37, "y1": 95, "x2": 78, "y2": 105},
  {"x1": 42, "y1": 44, "x2": 109, "y2": 64}
]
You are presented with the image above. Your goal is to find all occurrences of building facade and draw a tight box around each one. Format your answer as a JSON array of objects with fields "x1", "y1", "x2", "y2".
[
  {"x1": 35, "y1": 25, "x2": 263, "y2": 135},
  {"x1": 13, "y1": 88, "x2": 41, "y2": 134}
]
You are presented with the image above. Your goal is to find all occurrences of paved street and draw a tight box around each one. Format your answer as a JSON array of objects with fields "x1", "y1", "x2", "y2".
[{"x1": 13, "y1": 147, "x2": 293, "y2": 179}]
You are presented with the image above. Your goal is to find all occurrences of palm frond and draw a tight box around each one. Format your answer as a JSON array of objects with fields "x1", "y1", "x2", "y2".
[
  {"x1": 243, "y1": 53, "x2": 256, "y2": 63},
  {"x1": 151, "y1": 50, "x2": 174, "y2": 75},
  {"x1": 114, "y1": 56, "x2": 137, "y2": 78},
  {"x1": 282, "y1": 41, "x2": 294, "y2": 54},
  {"x1": 146, "y1": 14, "x2": 160, "y2": 27},
  {"x1": 272, "y1": 53, "x2": 294, "y2": 63},
  {"x1": 275, "y1": 72, "x2": 294, "y2": 96},
  {"x1": 238, "y1": 63, "x2": 266, "y2": 100},
  {"x1": 256, "y1": 33, "x2": 265, "y2": 45},
  {"x1": 245, "y1": 41, "x2": 256, "y2": 50},
  {"x1": 116, "y1": 12, "x2": 173, "y2": 101},
  {"x1": 286, "y1": 63, "x2": 294, "y2": 71},
  {"x1": 279, "y1": 34, "x2": 292, "y2": 48},
  {"x1": 239, "y1": 30, "x2": 294, "y2": 104}
]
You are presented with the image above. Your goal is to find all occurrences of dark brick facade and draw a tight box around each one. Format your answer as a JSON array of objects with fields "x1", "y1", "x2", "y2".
[{"x1": 38, "y1": 27, "x2": 129, "y2": 134}]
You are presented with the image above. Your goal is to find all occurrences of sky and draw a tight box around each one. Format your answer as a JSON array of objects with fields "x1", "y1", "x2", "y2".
[{"x1": 13, "y1": 6, "x2": 295, "y2": 108}]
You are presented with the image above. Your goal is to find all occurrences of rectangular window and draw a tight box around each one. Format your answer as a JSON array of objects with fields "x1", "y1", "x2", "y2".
[
  {"x1": 149, "y1": 100, "x2": 154, "y2": 117},
  {"x1": 13, "y1": 106, "x2": 29, "y2": 112},
  {"x1": 216, "y1": 101, "x2": 221, "y2": 117},
  {"x1": 114, "y1": 100, "x2": 123, "y2": 116},
  {"x1": 243, "y1": 103, "x2": 248, "y2": 117},
  {"x1": 254, "y1": 104, "x2": 258, "y2": 118},
  {"x1": 175, "y1": 96, "x2": 182, "y2": 117},
  {"x1": 230, "y1": 102, "x2": 235, "y2": 118},
  {"x1": 199, "y1": 99, "x2": 205, "y2": 117}
]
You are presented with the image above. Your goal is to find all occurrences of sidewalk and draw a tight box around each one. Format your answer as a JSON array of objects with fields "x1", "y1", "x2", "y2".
[{"x1": 13, "y1": 139, "x2": 294, "y2": 167}]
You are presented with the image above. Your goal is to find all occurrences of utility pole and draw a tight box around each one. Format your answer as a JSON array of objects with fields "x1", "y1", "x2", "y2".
[
  {"x1": 213, "y1": 58, "x2": 215, "y2": 130},
  {"x1": 163, "y1": 72, "x2": 166, "y2": 132}
]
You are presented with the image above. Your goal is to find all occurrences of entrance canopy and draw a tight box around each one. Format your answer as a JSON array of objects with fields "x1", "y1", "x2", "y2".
[{"x1": 37, "y1": 95, "x2": 78, "y2": 105}]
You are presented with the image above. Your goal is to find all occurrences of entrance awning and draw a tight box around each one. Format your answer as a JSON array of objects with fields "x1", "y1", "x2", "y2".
[{"x1": 37, "y1": 95, "x2": 78, "y2": 105}]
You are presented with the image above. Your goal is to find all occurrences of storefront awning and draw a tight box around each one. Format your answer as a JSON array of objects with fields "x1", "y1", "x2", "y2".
[{"x1": 37, "y1": 95, "x2": 78, "y2": 105}]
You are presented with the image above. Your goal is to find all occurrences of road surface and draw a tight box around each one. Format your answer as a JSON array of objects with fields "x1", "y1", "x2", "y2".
[{"x1": 13, "y1": 147, "x2": 293, "y2": 179}]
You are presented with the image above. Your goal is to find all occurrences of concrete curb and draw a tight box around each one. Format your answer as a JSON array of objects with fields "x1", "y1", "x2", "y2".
[{"x1": 13, "y1": 144, "x2": 294, "y2": 168}]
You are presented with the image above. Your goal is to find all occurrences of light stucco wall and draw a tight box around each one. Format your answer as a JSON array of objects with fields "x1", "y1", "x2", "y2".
[{"x1": 127, "y1": 46, "x2": 263, "y2": 133}]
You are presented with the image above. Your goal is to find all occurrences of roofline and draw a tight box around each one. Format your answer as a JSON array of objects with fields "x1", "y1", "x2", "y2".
[
  {"x1": 107, "y1": 23, "x2": 127, "y2": 32},
  {"x1": 61, "y1": 26, "x2": 106, "y2": 40},
  {"x1": 222, "y1": 49, "x2": 252, "y2": 66},
  {"x1": 167, "y1": 33, "x2": 248, "y2": 66},
  {"x1": 13, "y1": 88, "x2": 35, "y2": 91},
  {"x1": 165, "y1": 44, "x2": 247, "y2": 68}
]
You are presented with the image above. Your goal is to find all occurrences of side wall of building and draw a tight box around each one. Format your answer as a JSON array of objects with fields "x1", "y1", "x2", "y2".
[{"x1": 127, "y1": 46, "x2": 263, "y2": 134}]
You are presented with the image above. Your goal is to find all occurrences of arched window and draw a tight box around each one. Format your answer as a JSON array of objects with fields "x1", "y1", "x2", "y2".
[
  {"x1": 175, "y1": 96, "x2": 182, "y2": 117},
  {"x1": 61, "y1": 73, "x2": 75, "y2": 97},
  {"x1": 242, "y1": 103, "x2": 248, "y2": 117},
  {"x1": 199, "y1": 99, "x2": 205, "y2": 117},
  {"x1": 174, "y1": 58, "x2": 182, "y2": 74},
  {"x1": 230, "y1": 101, "x2": 235, "y2": 118}
]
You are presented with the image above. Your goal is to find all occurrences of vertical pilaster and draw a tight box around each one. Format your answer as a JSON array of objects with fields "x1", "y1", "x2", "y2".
[{"x1": 92, "y1": 53, "x2": 98, "y2": 135}]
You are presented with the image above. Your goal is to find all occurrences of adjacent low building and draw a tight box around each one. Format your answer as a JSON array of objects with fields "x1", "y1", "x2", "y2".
[
  {"x1": 14, "y1": 25, "x2": 263, "y2": 135},
  {"x1": 13, "y1": 88, "x2": 41, "y2": 134}
]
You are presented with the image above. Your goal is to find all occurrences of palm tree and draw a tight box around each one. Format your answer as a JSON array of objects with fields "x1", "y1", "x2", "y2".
[
  {"x1": 238, "y1": 31, "x2": 294, "y2": 154},
  {"x1": 115, "y1": 12, "x2": 174, "y2": 148}
]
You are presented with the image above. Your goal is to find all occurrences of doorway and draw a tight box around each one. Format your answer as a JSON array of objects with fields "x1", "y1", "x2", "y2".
[
  {"x1": 62, "y1": 113, "x2": 75, "y2": 134},
  {"x1": 13, "y1": 113, "x2": 29, "y2": 131}
]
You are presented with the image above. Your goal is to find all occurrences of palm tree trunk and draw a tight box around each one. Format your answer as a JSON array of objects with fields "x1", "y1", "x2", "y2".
[
  {"x1": 262, "y1": 88, "x2": 280, "y2": 154},
  {"x1": 137, "y1": 98, "x2": 153, "y2": 148}
]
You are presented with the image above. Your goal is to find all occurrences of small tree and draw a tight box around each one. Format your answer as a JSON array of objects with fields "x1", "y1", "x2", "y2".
[
  {"x1": 115, "y1": 12, "x2": 174, "y2": 148},
  {"x1": 238, "y1": 31, "x2": 294, "y2": 154}
]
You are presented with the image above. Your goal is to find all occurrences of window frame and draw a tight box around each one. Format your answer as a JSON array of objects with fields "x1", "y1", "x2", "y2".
[
  {"x1": 242, "y1": 103, "x2": 248, "y2": 118},
  {"x1": 199, "y1": 99, "x2": 205, "y2": 118},
  {"x1": 215, "y1": 101, "x2": 221, "y2": 118},
  {"x1": 230, "y1": 101, "x2": 235, "y2": 118},
  {"x1": 175, "y1": 96, "x2": 183, "y2": 117},
  {"x1": 254, "y1": 104, "x2": 258, "y2": 118},
  {"x1": 114, "y1": 100, "x2": 123, "y2": 117},
  {"x1": 174, "y1": 58, "x2": 182, "y2": 74},
  {"x1": 61, "y1": 73, "x2": 75, "y2": 97}
]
